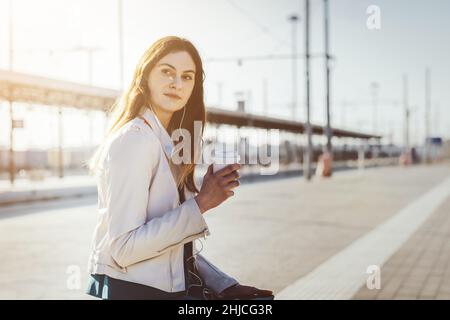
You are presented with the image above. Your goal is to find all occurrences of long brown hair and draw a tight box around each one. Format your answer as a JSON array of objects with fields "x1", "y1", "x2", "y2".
[{"x1": 87, "y1": 36, "x2": 206, "y2": 193}]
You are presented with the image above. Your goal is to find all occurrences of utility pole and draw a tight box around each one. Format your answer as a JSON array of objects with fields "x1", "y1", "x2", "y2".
[
  {"x1": 304, "y1": 0, "x2": 313, "y2": 181},
  {"x1": 324, "y1": 0, "x2": 332, "y2": 155},
  {"x1": 425, "y1": 67, "x2": 431, "y2": 162},
  {"x1": 403, "y1": 74, "x2": 410, "y2": 151},
  {"x1": 289, "y1": 14, "x2": 299, "y2": 120},
  {"x1": 8, "y1": 0, "x2": 15, "y2": 185},
  {"x1": 370, "y1": 82, "x2": 379, "y2": 134}
]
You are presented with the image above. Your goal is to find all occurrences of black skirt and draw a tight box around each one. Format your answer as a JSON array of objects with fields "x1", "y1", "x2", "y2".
[
  {"x1": 86, "y1": 273, "x2": 187, "y2": 300},
  {"x1": 86, "y1": 242, "x2": 195, "y2": 300}
]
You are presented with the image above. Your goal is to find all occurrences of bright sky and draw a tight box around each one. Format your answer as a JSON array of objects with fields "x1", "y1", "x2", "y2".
[{"x1": 0, "y1": 0, "x2": 449, "y2": 150}]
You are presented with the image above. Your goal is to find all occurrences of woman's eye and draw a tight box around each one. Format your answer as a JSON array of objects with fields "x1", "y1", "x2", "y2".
[{"x1": 161, "y1": 69, "x2": 192, "y2": 81}]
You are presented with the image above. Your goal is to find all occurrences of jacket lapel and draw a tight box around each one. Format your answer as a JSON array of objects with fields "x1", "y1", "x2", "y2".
[
  {"x1": 142, "y1": 108, "x2": 175, "y2": 162},
  {"x1": 141, "y1": 108, "x2": 182, "y2": 202}
]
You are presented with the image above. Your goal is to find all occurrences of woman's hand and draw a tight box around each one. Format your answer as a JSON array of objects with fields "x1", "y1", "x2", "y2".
[{"x1": 195, "y1": 163, "x2": 241, "y2": 214}]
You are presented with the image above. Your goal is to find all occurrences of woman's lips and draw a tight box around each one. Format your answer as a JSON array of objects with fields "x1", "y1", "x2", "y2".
[{"x1": 164, "y1": 93, "x2": 181, "y2": 100}]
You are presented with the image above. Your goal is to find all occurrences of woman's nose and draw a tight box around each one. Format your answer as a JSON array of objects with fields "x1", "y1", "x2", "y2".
[{"x1": 169, "y1": 76, "x2": 182, "y2": 89}]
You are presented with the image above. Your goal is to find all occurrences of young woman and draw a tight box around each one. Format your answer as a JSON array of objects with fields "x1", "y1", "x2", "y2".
[{"x1": 85, "y1": 36, "x2": 273, "y2": 300}]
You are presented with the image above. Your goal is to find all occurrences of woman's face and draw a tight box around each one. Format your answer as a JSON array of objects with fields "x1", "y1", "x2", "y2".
[{"x1": 147, "y1": 51, "x2": 196, "y2": 116}]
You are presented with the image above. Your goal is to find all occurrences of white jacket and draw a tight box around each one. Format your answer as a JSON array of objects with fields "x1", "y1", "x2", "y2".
[{"x1": 87, "y1": 108, "x2": 236, "y2": 293}]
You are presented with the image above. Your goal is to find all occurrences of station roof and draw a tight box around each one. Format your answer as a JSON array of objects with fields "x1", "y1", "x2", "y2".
[
  {"x1": 0, "y1": 69, "x2": 381, "y2": 139},
  {"x1": 206, "y1": 107, "x2": 381, "y2": 139}
]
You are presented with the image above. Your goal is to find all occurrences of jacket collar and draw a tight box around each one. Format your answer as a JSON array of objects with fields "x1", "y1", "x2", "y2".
[
  {"x1": 141, "y1": 107, "x2": 203, "y2": 167},
  {"x1": 141, "y1": 107, "x2": 175, "y2": 161}
]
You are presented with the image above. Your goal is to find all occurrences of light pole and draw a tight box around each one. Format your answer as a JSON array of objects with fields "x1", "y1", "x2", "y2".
[
  {"x1": 289, "y1": 14, "x2": 299, "y2": 120},
  {"x1": 304, "y1": 0, "x2": 313, "y2": 181},
  {"x1": 324, "y1": 0, "x2": 332, "y2": 156},
  {"x1": 8, "y1": 0, "x2": 15, "y2": 185}
]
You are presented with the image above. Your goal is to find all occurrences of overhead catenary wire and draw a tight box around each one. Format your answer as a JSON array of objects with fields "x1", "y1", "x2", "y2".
[
  {"x1": 225, "y1": 0, "x2": 291, "y2": 49},
  {"x1": 211, "y1": 0, "x2": 325, "y2": 65}
]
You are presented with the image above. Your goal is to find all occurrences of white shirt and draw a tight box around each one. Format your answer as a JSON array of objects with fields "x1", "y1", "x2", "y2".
[{"x1": 87, "y1": 107, "x2": 210, "y2": 292}]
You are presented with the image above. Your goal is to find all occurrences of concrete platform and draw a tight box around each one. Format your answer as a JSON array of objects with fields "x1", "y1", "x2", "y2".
[
  {"x1": 353, "y1": 196, "x2": 450, "y2": 300},
  {"x1": 0, "y1": 158, "x2": 398, "y2": 206},
  {"x1": 0, "y1": 162, "x2": 448, "y2": 299}
]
